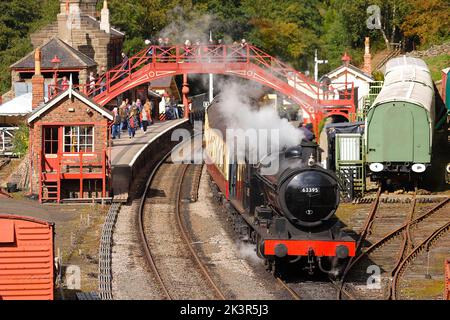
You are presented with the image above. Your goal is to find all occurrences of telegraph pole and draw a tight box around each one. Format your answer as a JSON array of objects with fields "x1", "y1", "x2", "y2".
[
  {"x1": 314, "y1": 50, "x2": 328, "y2": 82},
  {"x1": 209, "y1": 30, "x2": 214, "y2": 102}
]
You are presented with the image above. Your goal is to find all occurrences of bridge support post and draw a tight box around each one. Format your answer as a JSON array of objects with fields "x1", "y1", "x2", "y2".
[{"x1": 182, "y1": 73, "x2": 190, "y2": 119}]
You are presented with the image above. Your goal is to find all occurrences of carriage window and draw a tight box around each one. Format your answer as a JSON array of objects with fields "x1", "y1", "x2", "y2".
[
  {"x1": 64, "y1": 126, "x2": 94, "y2": 153},
  {"x1": 43, "y1": 127, "x2": 59, "y2": 154}
]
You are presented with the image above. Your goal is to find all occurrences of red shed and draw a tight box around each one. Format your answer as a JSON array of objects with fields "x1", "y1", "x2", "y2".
[{"x1": 0, "y1": 214, "x2": 55, "y2": 300}]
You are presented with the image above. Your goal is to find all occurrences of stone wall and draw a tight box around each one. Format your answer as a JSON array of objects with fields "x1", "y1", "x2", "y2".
[
  {"x1": 30, "y1": 16, "x2": 123, "y2": 72},
  {"x1": 406, "y1": 42, "x2": 450, "y2": 59}
]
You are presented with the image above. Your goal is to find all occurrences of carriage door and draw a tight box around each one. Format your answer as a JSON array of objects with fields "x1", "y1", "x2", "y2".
[
  {"x1": 229, "y1": 163, "x2": 237, "y2": 199},
  {"x1": 42, "y1": 126, "x2": 60, "y2": 173}
]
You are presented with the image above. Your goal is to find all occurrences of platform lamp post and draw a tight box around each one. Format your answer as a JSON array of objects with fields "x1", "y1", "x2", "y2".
[{"x1": 51, "y1": 55, "x2": 61, "y2": 96}]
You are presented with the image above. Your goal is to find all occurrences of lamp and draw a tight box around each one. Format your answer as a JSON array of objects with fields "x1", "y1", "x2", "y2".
[{"x1": 51, "y1": 55, "x2": 61, "y2": 95}]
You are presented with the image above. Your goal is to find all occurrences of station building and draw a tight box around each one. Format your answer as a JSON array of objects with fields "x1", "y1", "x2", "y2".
[
  {"x1": 28, "y1": 48, "x2": 113, "y2": 203},
  {"x1": 3, "y1": 0, "x2": 124, "y2": 103}
]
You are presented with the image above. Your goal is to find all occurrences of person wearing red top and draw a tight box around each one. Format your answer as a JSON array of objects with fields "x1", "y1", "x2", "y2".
[{"x1": 61, "y1": 76, "x2": 69, "y2": 91}]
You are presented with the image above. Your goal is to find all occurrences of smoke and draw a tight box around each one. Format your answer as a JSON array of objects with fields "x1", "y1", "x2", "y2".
[
  {"x1": 158, "y1": 6, "x2": 215, "y2": 44},
  {"x1": 236, "y1": 241, "x2": 261, "y2": 265},
  {"x1": 215, "y1": 80, "x2": 304, "y2": 163}
]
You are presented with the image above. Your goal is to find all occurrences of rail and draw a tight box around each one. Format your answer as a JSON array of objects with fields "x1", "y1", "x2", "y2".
[
  {"x1": 176, "y1": 164, "x2": 226, "y2": 300},
  {"x1": 391, "y1": 220, "x2": 450, "y2": 300},
  {"x1": 339, "y1": 196, "x2": 449, "y2": 300},
  {"x1": 98, "y1": 202, "x2": 121, "y2": 300},
  {"x1": 338, "y1": 187, "x2": 382, "y2": 299}
]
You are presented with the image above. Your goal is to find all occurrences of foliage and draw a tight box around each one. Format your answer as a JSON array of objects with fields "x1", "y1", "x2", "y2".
[
  {"x1": 12, "y1": 124, "x2": 29, "y2": 156},
  {"x1": 401, "y1": 0, "x2": 450, "y2": 47},
  {"x1": 422, "y1": 54, "x2": 450, "y2": 81},
  {"x1": 0, "y1": 0, "x2": 449, "y2": 95},
  {"x1": 0, "y1": 0, "x2": 59, "y2": 95}
]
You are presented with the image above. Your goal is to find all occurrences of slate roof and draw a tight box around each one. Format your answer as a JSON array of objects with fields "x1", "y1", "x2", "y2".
[
  {"x1": 11, "y1": 37, "x2": 97, "y2": 70},
  {"x1": 320, "y1": 64, "x2": 374, "y2": 82}
]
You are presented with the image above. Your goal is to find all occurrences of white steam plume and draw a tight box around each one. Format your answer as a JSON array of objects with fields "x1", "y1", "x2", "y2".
[{"x1": 216, "y1": 80, "x2": 304, "y2": 161}]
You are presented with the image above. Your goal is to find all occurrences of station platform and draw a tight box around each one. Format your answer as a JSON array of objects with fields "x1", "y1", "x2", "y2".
[{"x1": 111, "y1": 118, "x2": 190, "y2": 202}]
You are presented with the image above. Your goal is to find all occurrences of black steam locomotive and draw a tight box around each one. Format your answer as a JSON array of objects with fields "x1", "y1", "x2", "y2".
[{"x1": 205, "y1": 98, "x2": 356, "y2": 276}]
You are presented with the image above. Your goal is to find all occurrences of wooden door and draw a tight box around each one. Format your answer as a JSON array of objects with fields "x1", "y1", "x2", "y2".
[{"x1": 42, "y1": 126, "x2": 60, "y2": 173}]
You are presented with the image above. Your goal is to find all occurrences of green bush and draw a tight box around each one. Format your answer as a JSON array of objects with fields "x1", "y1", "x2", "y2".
[{"x1": 12, "y1": 124, "x2": 29, "y2": 157}]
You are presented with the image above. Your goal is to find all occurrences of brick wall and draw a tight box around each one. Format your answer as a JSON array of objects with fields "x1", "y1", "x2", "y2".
[{"x1": 29, "y1": 95, "x2": 110, "y2": 193}]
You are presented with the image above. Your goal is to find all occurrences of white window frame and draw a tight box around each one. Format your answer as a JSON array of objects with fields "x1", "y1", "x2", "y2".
[{"x1": 63, "y1": 126, "x2": 95, "y2": 153}]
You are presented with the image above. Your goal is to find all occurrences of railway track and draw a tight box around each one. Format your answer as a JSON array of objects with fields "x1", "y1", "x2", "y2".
[
  {"x1": 137, "y1": 149, "x2": 226, "y2": 300},
  {"x1": 338, "y1": 188, "x2": 450, "y2": 300}
]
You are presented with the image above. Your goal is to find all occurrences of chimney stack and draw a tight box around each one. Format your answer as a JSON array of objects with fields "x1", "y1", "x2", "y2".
[
  {"x1": 363, "y1": 37, "x2": 372, "y2": 74},
  {"x1": 100, "y1": 1, "x2": 110, "y2": 34},
  {"x1": 32, "y1": 48, "x2": 45, "y2": 109}
]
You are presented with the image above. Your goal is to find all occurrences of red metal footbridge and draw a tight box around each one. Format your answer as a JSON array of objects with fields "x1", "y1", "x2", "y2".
[{"x1": 50, "y1": 44, "x2": 355, "y2": 132}]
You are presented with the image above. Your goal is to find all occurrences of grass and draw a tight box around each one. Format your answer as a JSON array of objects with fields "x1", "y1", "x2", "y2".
[
  {"x1": 423, "y1": 54, "x2": 450, "y2": 81},
  {"x1": 401, "y1": 278, "x2": 444, "y2": 299}
]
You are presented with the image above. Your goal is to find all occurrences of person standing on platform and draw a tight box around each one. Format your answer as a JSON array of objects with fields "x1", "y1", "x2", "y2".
[
  {"x1": 127, "y1": 103, "x2": 138, "y2": 139},
  {"x1": 119, "y1": 100, "x2": 128, "y2": 132},
  {"x1": 141, "y1": 100, "x2": 152, "y2": 132},
  {"x1": 112, "y1": 107, "x2": 121, "y2": 139},
  {"x1": 136, "y1": 99, "x2": 142, "y2": 130}
]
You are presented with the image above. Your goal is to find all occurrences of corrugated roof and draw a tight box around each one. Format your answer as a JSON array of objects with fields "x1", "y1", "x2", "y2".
[
  {"x1": 11, "y1": 37, "x2": 97, "y2": 70},
  {"x1": 0, "y1": 93, "x2": 32, "y2": 116},
  {"x1": 0, "y1": 215, "x2": 54, "y2": 300}
]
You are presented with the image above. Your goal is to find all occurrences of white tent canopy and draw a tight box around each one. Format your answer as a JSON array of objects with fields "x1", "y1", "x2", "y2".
[{"x1": 0, "y1": 93, "x2": 32, "y2": 116}]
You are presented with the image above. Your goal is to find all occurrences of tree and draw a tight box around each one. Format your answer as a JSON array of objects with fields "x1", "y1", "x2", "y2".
[
  {"x1": 401, "y1": 0, "x2": 450, "y2": 47},
  {"x1": 0, "y1": 0, "x2": 59, "y2": 95},
  {"x1": 240, "y1": 0, "x2": 322, "y2": 70}
]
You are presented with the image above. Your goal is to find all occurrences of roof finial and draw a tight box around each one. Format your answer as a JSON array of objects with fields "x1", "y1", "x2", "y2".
[{"x1": 69, "y1": 73, "x2": 73, "y2": 99}]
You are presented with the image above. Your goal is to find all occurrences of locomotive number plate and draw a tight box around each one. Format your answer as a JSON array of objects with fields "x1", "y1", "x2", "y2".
[{"x1": 300, "y1": 187, "x2": 320, "y2": 193}]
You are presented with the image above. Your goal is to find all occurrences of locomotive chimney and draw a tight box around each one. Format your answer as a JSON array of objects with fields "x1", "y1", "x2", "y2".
[
  {"x1": 363, "y1": 37, "x2": 372, "y2": 74},
  {"x1": 300, "y1": 141, "x2": 319, "y2": 164},
  {"x1": 31, "y1": 48, "x2": 45, "y2": 109}
]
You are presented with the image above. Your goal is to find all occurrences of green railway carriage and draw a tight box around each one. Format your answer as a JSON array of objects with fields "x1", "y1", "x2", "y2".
[{"x1": 366, "y1": 56, "x2": 435, "y2": 176}]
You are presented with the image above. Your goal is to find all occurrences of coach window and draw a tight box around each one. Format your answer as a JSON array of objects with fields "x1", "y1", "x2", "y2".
[{"x1": 64, "y1": 126, "x2": 94, "y2": 153}]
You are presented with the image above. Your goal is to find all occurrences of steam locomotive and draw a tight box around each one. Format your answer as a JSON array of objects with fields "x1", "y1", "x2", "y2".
[{"x1": 204, "y1": 97, "x2": 356, "y2": 276}]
